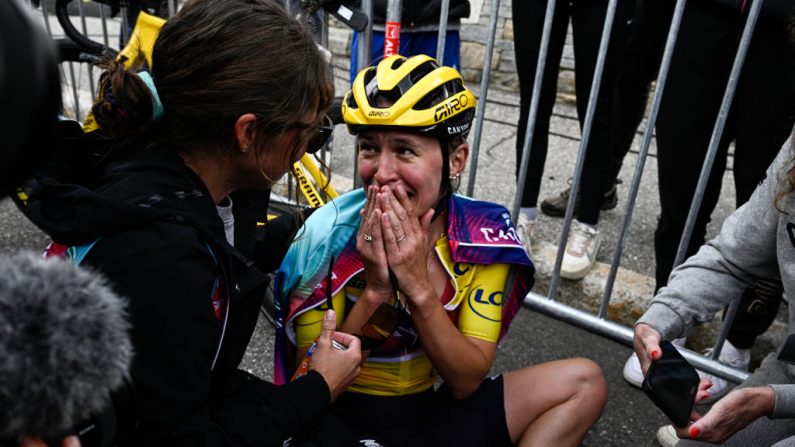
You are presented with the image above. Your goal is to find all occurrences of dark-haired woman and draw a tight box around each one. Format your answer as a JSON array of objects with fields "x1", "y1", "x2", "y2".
[
  {"x1": 633, "y1": 134, "x2": 795, "y2": 446},
  {"x1": 15, "y1": 0, "x2": 361, "y2": 445},
  {"x1": 276, "y1": 55, "x2": 607, "y2": 447}
]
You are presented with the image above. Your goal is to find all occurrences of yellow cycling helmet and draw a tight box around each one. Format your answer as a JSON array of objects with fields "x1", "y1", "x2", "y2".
[{"x1": 342, "y1": 54, "x2": 477, "y2": 139}]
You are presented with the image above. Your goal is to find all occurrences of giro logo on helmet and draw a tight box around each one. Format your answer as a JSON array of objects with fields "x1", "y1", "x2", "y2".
[
  {"x1": 368, "y1": 110, "x2": 391, "y2": 118},
  {"x1": 433, "y1": 93, "x2": 468, "y2": 122}
]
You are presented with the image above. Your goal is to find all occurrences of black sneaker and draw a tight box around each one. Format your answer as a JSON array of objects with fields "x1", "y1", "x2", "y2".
[{"x1": 540, "y1": 179, "x2": 620, "y2": 218}]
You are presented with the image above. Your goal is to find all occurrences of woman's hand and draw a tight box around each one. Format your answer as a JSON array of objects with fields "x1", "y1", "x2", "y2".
[
  {"x1": 674, "y1": 386, "x2": 775, "y2": 443},
  {"x1": 377, "y1": 185, "x2": 435, "y2": 305},
  {"x1": 695, "y1": 378, "x2": 714, "y2": 403},
  {"x1": 310, "y1": 310, "x2": 362, "y2": 402},
  {"x1": 633, "y1": 323, "x2": 663, "y2": 375},
  {"x1": 357, "y1": 185, "x2": 392, "y2": 297}
]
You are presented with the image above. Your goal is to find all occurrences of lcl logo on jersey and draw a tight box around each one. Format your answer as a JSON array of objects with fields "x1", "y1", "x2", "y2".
[
  {"x1": 467, "y1": 287, "x2": 502, "y2": 322},
  {"x1": 472, "y1": 289, "x2": 502, "y2": 305},
  {"x1": 453, "y1": 262, "x2": 473, "y2": 276},
  {"x1": 434, "y1": 93, "x2": 469, "y2": 122}
]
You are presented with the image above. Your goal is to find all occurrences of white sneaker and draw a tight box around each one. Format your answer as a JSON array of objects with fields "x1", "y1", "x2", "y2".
[
  {"x1": 623, "y1": 338, "x2": 686, "y2": 389},
  {"x1": 699, "y1": 340, "x2": 750, "y2": 402},
  {"x1": 656, "y1": 424, "x2": 680, "y2": 447},
  {"x1": 623, "y1": 352, "x2": 645, "y2": 388},
  {"x1": 560, "y1": 220, "x2": 601, "y2": 279},
  {"x1": 516, "y1": 214, "x2": 538, "y2": 259}
]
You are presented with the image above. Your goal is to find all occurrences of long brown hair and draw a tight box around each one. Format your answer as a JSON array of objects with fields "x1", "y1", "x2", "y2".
[{"x1": 92, "y1": 0, "x2": 333, "y2": 160}]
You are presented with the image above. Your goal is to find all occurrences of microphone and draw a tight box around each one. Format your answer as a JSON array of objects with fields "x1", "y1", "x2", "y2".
[{"x1": 0, "y1": 252, "x2": 132, "y2": 445}]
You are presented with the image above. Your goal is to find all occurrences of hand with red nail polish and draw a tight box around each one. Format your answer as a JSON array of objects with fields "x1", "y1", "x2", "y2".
[
  {"x1": 632, "y1": 323, "x2": 663, "y2": 376},
  {"x1": 672, "y1": 386, "x2": 776, "y2": 443},
  {"x1": 695, "y1": 378, "x2": 713, "y2": 403}
]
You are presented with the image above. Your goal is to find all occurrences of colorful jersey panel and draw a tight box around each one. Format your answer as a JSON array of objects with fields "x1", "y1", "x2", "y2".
[
  {"x1": 273, "y1": 189, "x2": 535, "y2": 386},
  {"x1": 294, "y1": 236, "x2": 507, "y2": 396},
  {"x1": 435, "y1": 235, "x2": 506, "y2": 342}
]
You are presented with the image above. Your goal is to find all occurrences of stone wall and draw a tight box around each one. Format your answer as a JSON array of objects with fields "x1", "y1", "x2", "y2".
[{"x1": 327, "y1": 0, "x2": 576, "y2": 95}]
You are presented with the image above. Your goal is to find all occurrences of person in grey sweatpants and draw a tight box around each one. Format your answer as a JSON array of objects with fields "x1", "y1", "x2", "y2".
[{"x1": 633, "y1": 133, "x2": 795, "y2": 446}]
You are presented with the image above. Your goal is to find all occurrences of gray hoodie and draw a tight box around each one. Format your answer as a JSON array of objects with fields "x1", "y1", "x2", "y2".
[{"x1": 637, "y1": 135, "x2": 795, "y2": 418}]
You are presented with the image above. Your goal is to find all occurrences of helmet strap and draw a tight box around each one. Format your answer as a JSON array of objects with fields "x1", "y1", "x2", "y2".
[{"x1": 432, "y1": 137, "x2": 452, "y2": 223}]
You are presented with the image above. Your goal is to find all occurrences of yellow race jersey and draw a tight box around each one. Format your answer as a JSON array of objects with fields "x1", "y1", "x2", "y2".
[{"x1": 295, "y1": 236, "x2": 509, "y2": 396}]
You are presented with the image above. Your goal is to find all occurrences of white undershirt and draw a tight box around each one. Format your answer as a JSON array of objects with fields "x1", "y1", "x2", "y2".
[{"x1": 216, "y1": 196, "x2": 235, "y2": 246}]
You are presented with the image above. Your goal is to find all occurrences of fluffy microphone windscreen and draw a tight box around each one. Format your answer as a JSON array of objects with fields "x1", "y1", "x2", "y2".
[{"x1": 0, "y1": 252, "x2": 132, "y2": 440}]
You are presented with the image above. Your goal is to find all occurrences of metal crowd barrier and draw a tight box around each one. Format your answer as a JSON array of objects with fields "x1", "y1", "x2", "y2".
[
  {"x1": 399, "y1": 0, "x2": 754, "y2": 383},
  {"x1": 38, "y1": 0, "x2": 762, "y2": 384},
  {"x1": 34, "y1": 0, "x2": 179, "y2": 122},
  {"x1": 489, "y1": 0, "x2": 760, "y2": 383}
]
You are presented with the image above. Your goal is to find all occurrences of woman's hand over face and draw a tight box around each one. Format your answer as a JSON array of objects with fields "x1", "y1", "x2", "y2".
[
  {"x1": 357, "y1": 185, "x2": 392, "y2": 297},
  {"x1": 377, "y1": 185, "x2": 435, "y2": 303}
]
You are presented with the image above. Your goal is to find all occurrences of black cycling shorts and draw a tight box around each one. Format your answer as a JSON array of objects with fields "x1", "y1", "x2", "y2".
[{"x1": 309, "y1": 375, "x2": 512, "y2": 447}]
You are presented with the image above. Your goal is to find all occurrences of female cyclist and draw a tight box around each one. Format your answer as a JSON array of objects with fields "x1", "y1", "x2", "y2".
[{"x1": 276, "y1": 55, "x2": 607, "y2": 446}]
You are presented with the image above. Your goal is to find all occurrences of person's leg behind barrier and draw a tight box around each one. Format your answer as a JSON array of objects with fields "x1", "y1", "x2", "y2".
[
  {"x1": 511, "y1": 0, "x2": 571, "y2": 210},
  {"x1": 654, "y1": 139, "x2": 730, "y2": 291},
  {"x1": 512, "y1": 0, "x2": 571, "y2": 256},
  {"x1": 653, "y1": 1, "x2": 736, "y2": 291},
  {"x1": 566, "y1": 0, "x2": 634, "y2": 227},
  {"x1": 557, "y1": 0, "x2": 635, "y2": 278},
  {"x1": 541, "y1": 0, "x2": 634, "y2": 220},
  {"x1": 607, "y1": 0, "x2": 674, "y2": 184}
]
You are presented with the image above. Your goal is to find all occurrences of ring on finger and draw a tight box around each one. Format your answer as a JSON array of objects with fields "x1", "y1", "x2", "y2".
[
  {"x1": 396, "y1": 234, "x2": 406, "y2": 243},
  {"x1": 363, "y1": 234, "x2": 374, "y2": 242}
]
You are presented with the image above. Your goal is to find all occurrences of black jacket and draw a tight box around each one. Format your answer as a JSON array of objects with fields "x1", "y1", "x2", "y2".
[{"x1": 18, "y1": 141, "x2": 330, "y2": 446}]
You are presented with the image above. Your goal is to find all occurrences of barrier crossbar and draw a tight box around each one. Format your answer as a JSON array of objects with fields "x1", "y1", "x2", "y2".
[{"x1": 470, "y1": 0, "x2": 761, "y2": 384}]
